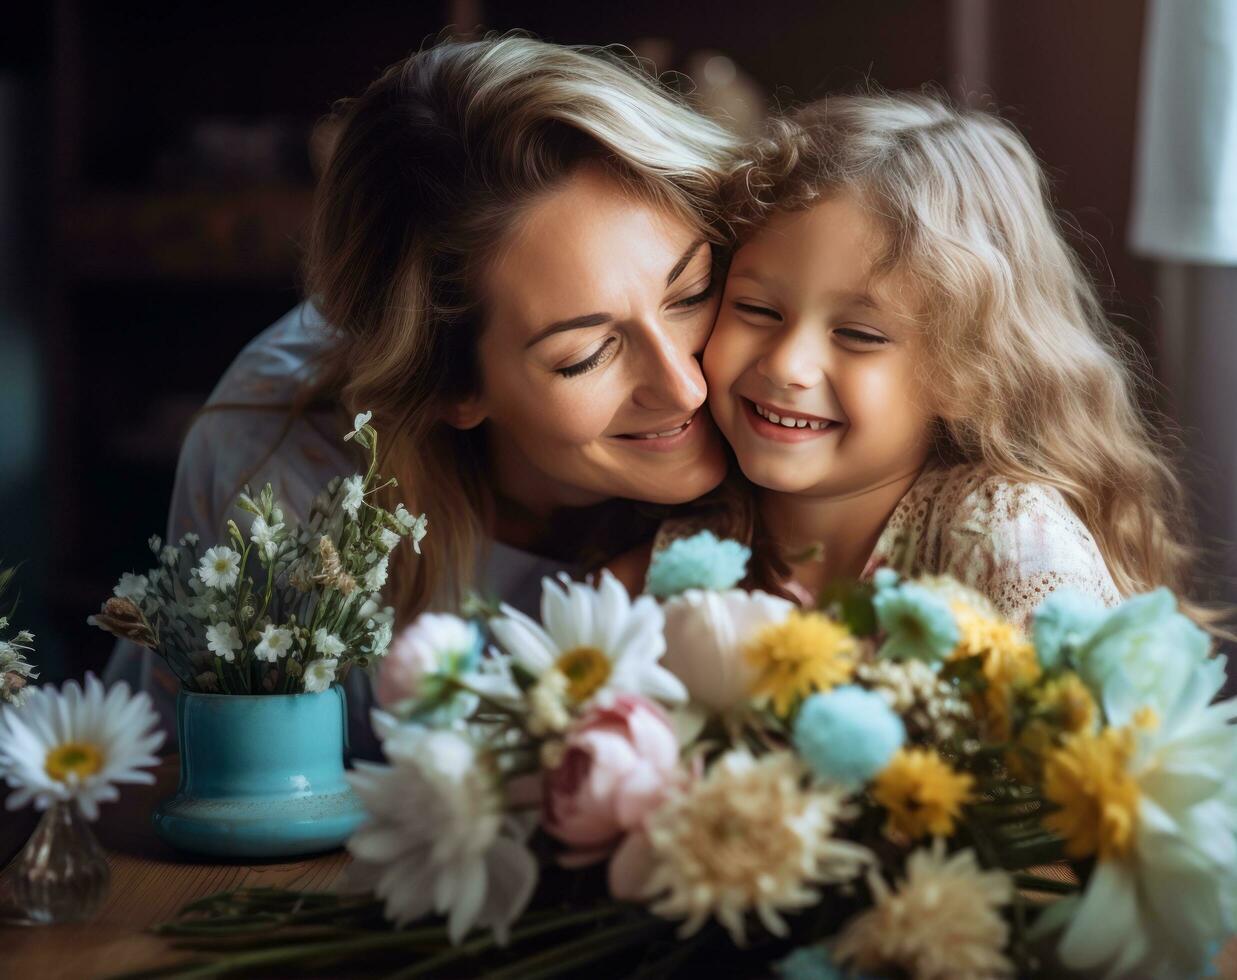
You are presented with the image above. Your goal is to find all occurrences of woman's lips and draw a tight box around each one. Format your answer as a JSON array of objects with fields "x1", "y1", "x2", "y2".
[
  {"x1": 741, "y1": 397, "x2": 841, "y2": 443},
  {"x1": 615, "y1": 411, "x2": 707, "y2": 452}
]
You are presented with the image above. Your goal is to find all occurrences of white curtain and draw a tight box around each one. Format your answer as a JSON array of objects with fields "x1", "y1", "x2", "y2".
[{"x1": 1131, "y1": 0, "x2": 1237, "y2": 612}]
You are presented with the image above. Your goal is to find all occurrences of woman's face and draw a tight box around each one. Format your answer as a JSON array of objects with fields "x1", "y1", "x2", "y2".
[{"x1": 452, "y1": 165, "x2": 727, "y2": 510}]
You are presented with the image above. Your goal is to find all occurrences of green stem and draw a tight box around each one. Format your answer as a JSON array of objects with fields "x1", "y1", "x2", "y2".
[{"x1": 481, "y1": 917, "x2": 665, "y2": 980}]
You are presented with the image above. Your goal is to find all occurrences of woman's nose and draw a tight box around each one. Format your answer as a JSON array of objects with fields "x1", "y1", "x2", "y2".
[{"x1": 631, "y1": 327, "x2": 708, "y2": 413}]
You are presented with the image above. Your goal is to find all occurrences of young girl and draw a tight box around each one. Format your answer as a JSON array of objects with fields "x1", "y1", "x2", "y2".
[{"x1": 665, "y1": 91, "x2": 1200, "y2": 627}]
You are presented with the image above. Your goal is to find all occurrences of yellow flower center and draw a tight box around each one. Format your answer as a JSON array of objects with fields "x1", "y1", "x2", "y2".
[
  {"x1": 872, "y1": 747, "x2": 974, "y2": 840},
  {"x1": 746, "y1": 611, "x2": 856, "y2": 716},
  {"x1": 45, "y1": 741, "x2": 104, "y2": 782},
  {"x1": 554, "y1": 646, "x2": 612, "y2": 702},
  {"x1": 213, "y1": 558, "x2": 231, "y2": 574},
  {"x1": 1043, "y1": 726, "x2": 1139, "y2": 860}
]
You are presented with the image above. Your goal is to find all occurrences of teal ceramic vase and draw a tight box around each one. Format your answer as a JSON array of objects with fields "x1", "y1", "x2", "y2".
[{"x1": 153, "y1": 686, "x2": 366, "y2": 858}]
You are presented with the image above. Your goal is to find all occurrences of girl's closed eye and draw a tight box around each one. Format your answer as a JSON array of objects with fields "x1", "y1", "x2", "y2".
[
  {"x1": 734, "y1": 300, "x2": 783, "y2": 320},
  {"x1": 835, "y1": 326, "x2": 889, "y2": 348}
]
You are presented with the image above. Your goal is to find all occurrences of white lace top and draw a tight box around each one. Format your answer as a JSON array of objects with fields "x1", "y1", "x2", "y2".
[{"x1": 654, "y1": 464, "x2": 1122, "y2": 628}]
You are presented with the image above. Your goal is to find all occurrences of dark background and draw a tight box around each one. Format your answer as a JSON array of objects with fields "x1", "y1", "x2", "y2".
[{"x1": 0, "y1": 0, "x2": 1171, "y2": 684}]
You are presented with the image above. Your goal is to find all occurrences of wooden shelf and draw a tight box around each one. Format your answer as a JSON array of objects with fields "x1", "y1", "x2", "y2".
[{"x1": 60, "y1": 186, "x2": 314, "y2": 283}]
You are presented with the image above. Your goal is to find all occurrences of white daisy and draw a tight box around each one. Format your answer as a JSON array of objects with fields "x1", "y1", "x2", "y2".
[
  {"x1": 489, "y1": 570, "x2": 686, "y2": 707},
  {"x1": 205, "y1": 622, "x2": 243, "y2": 662},
  {"x1": 341, "y1": 475, "x2": 365, "y2": 518},
  {"x1": 113, "y1": 573, "x2": 148, "y2": 603},
  {"x1": 254, "y1": 624, "x2": 294, "y2": 663},
  {"x1": 344, "y1": 727, "x2": 537, "y2": 944},
  {"x1": 303, "y1": 658, "x2": 339, "y2": 693},
  {"x1": 0, "y1": 674, "x2": 165, "y2": 820},
  {"x1": 395, "y1": 505, "x2": 429, "y2": 554},
  {"x1": 313, "y1": 629, "x2": 347, "y2": 657},
  {"x1": 198, "y1": 546, "x2": 242, "y2": 590}
]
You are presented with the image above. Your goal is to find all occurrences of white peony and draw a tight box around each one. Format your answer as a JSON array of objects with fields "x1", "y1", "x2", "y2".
[
  {"x1": 0, "y1": 674, "x2": 165, "y2": 820},
  {"x1": 344, "y1": 727, "x2": 537, "y2": 944},
  {"x1": 660, "y1": 588, "x2": 795, "y2": 713},
  {"x1": 490, "y1": 571, "x2": 686, "y2": 708}
]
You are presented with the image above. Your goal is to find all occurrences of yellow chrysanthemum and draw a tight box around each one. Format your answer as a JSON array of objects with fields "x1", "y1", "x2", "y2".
[
  {"x1": 745, "y1": 611, "x2": 856, "y2": 716},
  {"x1": 872, "y1": 747, "x2": 975, "y2": 840},
  {"x1": 949, "y1": 604, "x2": 1040, "y2": 742},
  {"x1": 1007, "y1": 672, "x2": 1099, "y2": 782},
  {"x1": 1043, "y1": 725, "x2": 1140, "y2": 860}
]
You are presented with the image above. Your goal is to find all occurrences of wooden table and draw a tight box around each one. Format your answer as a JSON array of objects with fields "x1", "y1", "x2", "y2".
[
  {"x1": 0, "y1": 755, "x2": 350, "y2": 979},
  {"x1": 2, "y1": 755, "x2": 1235, "y2": 979}
]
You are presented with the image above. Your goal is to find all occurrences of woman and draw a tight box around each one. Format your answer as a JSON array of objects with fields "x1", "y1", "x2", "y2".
[{"x1": 104, "y1": 35, "x2": 743, "y2": 757}]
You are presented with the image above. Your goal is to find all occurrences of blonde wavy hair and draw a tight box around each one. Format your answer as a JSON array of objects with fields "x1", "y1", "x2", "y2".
[
  {"x1": 726, "y1": 91, "x2": 1206, "y2": 612},
  {"x1": 299, "y1": 35, "x2": 741, "y2": 620}
]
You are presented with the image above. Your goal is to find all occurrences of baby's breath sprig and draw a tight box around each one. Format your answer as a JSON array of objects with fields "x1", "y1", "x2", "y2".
[{"x1": 88, "y1": 411, "x2": 427, "y2": 695}]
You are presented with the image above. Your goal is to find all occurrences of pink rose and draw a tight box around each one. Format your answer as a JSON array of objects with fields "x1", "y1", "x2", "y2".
[{"x1": 542, "y1": 695, "x2": 680, "y2": 867}]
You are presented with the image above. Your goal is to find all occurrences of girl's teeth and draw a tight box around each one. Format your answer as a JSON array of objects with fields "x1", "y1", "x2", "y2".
[{"x1": 752, "y1": 401, "x2": 831, "y2": 431}]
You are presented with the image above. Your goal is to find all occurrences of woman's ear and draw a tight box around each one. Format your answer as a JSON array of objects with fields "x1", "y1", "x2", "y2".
[{"x1": 441, "y1": 395, "x2": 487, "y2": 430}]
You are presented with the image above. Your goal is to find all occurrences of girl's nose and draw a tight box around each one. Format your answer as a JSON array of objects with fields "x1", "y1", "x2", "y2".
[{"x1": 757, "y1": 325, "x2": 826, "y2": 390}]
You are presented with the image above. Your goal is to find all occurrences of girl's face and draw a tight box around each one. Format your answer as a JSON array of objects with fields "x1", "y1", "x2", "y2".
[
  {"x1": 451, "y1": 165, "x2": 726, "y2": 509},
  {"x1": 704, "y1": 193, "x2": 936, "y2": 499}
]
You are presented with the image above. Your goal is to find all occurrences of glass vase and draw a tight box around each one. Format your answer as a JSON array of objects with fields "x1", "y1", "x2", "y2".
[{"x1": 11, "y1": 799, "x2": 111, "y2": 924}]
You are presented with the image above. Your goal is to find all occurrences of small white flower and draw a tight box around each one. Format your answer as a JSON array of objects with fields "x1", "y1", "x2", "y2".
[
  {"x1": 254, "y1": 624, "x2": 294, "y2": 663},
  {"x1": 394, "y1": 506, "x2": 429, "y2": 553},
  {"x1": 409, "y1": 514, "x2": 428, "y2": 554},
  {"x1": 341, "y1": 475, "x2": 365, "y2": 519},
  {"x1": 369, "y1": 621, "x2": 394, "y2": 657},
  {"x1": 148, "y1": 535, "x2": 162, "y2": 553},
  {"x1": 364, "y1": 556, "x2": 390, "y2": 593},
  {"x1": 205, "y1": 622, "x2": 243, "y2": 662},
  {"x1": 313, "y1": 629, "x2": 347, "y2": 657},
  {"x1": 159, "y1": 545, "x2": 179, "y2": 566},
  {"x1": 343, "y1": 411, "x2": 373, "y2": 442},
  {"x1": 180, "y1": 532, "x2": 200, "y2": 547},
  {"x1": 114, "y1": 573, "x2": 149, "y2": 603},
  {"x1": 303, "y1": 658, "x2": 339, "y2": 693},
  {"x1": 526, "y1": 670, "x2": 571, "y2": 736},
  {"x1": 378, "y1": 528, "x2": 401, "y2": 552},
  {"x1": 250, "y1": 514, "x2": 285, "y2": 561},
  {"x1": 0, "y1": 673, "x2": 165, "y2": 820},
  {"x1": 198, "y1": 547, "x2": 242, "y2": 590}
]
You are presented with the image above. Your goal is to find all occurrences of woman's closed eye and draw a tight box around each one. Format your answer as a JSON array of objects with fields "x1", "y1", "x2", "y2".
[
  {"x1": 669, "y1": 276, "x2": 718, "y2": 310},
  {"x1": 556, "y1": 336, "x2": 618, "y2": 378}
]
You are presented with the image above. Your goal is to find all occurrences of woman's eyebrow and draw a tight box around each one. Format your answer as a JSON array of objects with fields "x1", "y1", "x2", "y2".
[
  {"x1": 666, "y1": 239, "x2": 707, "y2": 287},
  {"x1": 525, "y1": 240, "x2": 709, "y2": 351}
]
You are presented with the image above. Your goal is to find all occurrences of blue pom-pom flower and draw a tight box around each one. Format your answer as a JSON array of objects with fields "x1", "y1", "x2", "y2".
[
  {"x1": 793, "y1": 685, "x2": 905, "y2": 788},
  {"x1": 645, "y1": 530, "x2": 750, "y2": 598},
  {"x1": 873, "y1": 579, "x2": 960, "y2": 664}
]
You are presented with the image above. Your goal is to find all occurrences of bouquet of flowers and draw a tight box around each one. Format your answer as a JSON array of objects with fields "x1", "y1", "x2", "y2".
[
  {"x1": 88, "y1": 413, "x2": 427, "y2": 695},
  {"x1": 0, "y1": 566, "x2": 38, "y2": 706},
  {"x1": 147, "y1": 532, "x2": 1236, "y2": 979}
]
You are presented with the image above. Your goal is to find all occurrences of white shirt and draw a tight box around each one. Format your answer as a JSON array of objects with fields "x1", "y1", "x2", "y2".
[{"x1": 103, "y1": 303, "x2": 571, "y2": 759}]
